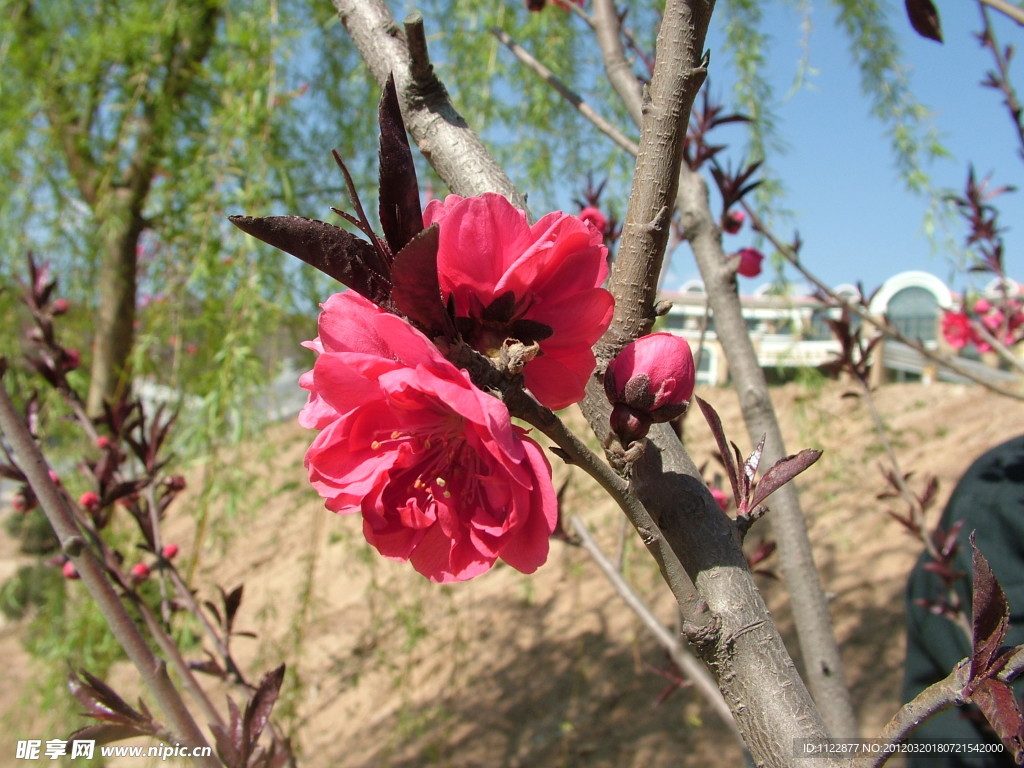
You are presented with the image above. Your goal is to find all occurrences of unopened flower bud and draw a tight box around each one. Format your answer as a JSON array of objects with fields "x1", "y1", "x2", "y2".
[
  {"x1": 165, "y1": 475, "x2": 186, "y2": 492},
  {"x1": 63, "y1": 349, "x2": 80, "y2": 371},
  {"x1": 604, "y1": 333, "x2": 695, "y2": 444},
  {"x1": 63, "y1": 561, "x2": 80, "y2": 580},
  {"x1": 161, "y1": 543, "x2": 179, "y2": 560},
  {"x1": 734, "y1": 248, "x2": 765, "y2": 278},
  {"x1": 95, "y1": 436, "x2": 111, "y2": 450},
  {"x1": 130, "y1": 563, "x2": 150, "y2": 582},
  {"x1": 51, "y1": 298, "x2": 70, "y2": 315},
  {"x1": 721, "y1": 210, "x2": 745, "y2": 235},
  {"x1": 78, "y1": 491, "x2": 101, "y2": 513}
]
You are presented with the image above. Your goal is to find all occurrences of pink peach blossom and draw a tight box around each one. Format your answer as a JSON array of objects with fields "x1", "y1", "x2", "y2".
[
  {"x1": 425, "y1": 193, "x2": 613, "y2": 410},
  {"x1": 941, "y1": 311, "x2": 972, "y2": 349},
  {"x1": 300, "y1": 292, "x2": 558, "y2": 582}
]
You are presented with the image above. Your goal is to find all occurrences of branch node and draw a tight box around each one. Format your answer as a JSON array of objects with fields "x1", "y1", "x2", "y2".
[{"x1": 63, "y1": 535, "x2": 86, "y2": 557}]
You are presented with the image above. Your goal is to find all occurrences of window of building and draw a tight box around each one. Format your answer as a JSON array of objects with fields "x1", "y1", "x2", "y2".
[{"x1": 886, "y1": 286, "x2": 938, "y2": 342}]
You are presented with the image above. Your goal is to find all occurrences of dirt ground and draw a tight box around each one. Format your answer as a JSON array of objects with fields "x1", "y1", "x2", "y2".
[{"x1": 3, "y1": 378, "x2": 1024, "y2": 767}]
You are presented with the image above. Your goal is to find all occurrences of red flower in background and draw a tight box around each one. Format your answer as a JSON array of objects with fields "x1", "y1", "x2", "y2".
[
  {"x1": 300, "y1": 292, "x2": 558, "y2": 583},
  {"x1": 579, "y1": 206, "x2": 607, "y2": 235},
  {"x1": 735, "y1": 248, "x2": 765, "y2": 278},
  {"x1": 426, "y1": 193, "x2": 614, "y2": 410},
  {"x1": 941, "y1": 310, "x2": 972, "y2": 349}
]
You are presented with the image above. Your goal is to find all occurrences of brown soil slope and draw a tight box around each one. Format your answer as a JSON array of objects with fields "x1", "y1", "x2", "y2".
[{"x1": 3, "y1": 379, "x2": 1024, "y2": 767}]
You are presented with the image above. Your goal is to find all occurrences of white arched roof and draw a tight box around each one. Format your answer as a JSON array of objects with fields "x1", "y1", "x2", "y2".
[{"x1": 868, "y1": 271, "x2": 954, "y2": 314}]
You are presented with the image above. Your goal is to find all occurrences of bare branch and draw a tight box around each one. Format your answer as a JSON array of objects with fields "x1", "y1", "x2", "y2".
[
  {"x1": 331, "y1": 0, "x2": 526, "y2": 208},
  {"x1": 0, "y1": 380, "x2": 219, "y2": 766}
]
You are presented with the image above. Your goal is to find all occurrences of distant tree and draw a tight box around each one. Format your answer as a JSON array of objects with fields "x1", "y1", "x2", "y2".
[{"x1": 0, "y1": 0, "x2": 377, "y2": 417}]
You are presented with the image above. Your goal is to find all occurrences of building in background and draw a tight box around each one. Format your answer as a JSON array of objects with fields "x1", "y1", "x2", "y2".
[{"x1": 659, "y1": 271, "x2": 1020, "y2": 387}]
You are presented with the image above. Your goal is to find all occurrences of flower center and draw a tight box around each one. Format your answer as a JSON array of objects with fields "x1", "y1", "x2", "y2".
[{"x1": 456, "y1": 290, "x2": 554, "y2": 358}]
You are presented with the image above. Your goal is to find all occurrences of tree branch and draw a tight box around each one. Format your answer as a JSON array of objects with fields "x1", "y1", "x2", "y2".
[
  {"x1": 0, "y1": 378, "x2": 218, "y2": 766},
  {"x1": 331, "y1": 0, "x2": 526, "y2": 208}
]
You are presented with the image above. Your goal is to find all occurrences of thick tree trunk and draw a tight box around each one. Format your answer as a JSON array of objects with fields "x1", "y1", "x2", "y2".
[{"x1": 87, "y1": 190, "x2": 143, "y2": 416}]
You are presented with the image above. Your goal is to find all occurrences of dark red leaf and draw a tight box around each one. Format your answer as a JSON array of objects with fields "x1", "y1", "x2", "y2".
[
  {"x1": 67, "y1": 723, "x2": 153, "y2": 746},
  {"x1": 970, "y1": 534, "x2": 1010, "y2": 679},
  {"x1": 696, "y1": 396, "x2": 741, "y2": 509},
  {"x1": 968, "y1": 678, "x2": 1024, "y2": 762},
  {"x1": 229, "y1": 215, "x2": 391, "y2": 305},
  {"x1": 377, "y1": 74, "x2": 424, "y2": 255},
  {"x1": 211, "y1": 722, "x2": 242, "y2": 768},
  {"x1": 905, "y1": 0, "x2": 943, "y2": 43},
  {"x1": 390, "y1": 225, "x2": 454, "y2": 337},
  {"x1": 244, "y1": 664, "x2": 286, "y2": 750},
  {"x1": 750, "y1": 449, "x2": 822, "y2": 510},
  {"x1": 743, "y1": 434, "x2": 766, "y2": 487},
  {"x1": 223, "y1": 585, "x2": 244, "y2": 634}
]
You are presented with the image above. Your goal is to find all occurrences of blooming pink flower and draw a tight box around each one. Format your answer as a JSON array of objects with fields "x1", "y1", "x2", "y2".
[
  {"x1": 735, "y1": 248, "x2": 765, "y2": 278},
  {"x1": 941, "y1": 310, "x2": 972, "y2": 349},
  {"x1": 579, "y1": 206, "x2": 607, "y2": 235},
  {"x1": 973, "y1": 298, "x2": 992, "y2": 315},
  {"x1": 300, "y1": 291, "x2": 558, "y2": 583},
  {"x1": 604, "y1": 333, "x2": 695, "y2": 444},
  {"x1": 721, "y1": 210, "x2": 745, "y2": 235},
  {"x1": 425, "y1": 193, "x2": 613, "y2": 410}
]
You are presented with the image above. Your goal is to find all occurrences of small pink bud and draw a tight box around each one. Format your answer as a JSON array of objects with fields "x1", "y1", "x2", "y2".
[
  {"x1": 63, "y1": 561, "x2": 80, "y2": 580},
  {"x1": 721, "y1": 210, "x2": 745, "y2": 235},
  {"x1": 95, "y1": 436, "x2": 111, "y2": 450},
  {"x1": 48, "y1": 470, "x2": 61, "y2": 486},
  {"x1": 974, "y1": 298, "x2": 992, "y2": 315},
  {"x1": 161, "y1": 543, "x2": 179, "y2": 560},
  {"x1": 78, "y1": 491, "x2": 101, "y2": 513},
  {"x1": 579, "y1": 206, "x2": 607, "y2": 235},
  {"x1": 735, "y1": 248, "x2": 765, "y2": 278},
  {"x1": 710, "y1": 487, "x2": 730, "y2": 513},
  {"x1": 130, "y1": 563, "x2": 151, "y2": 581},
  {"x1": 51, "y1": 298, "x2": 69, "y2": 315},
  {"x1": 604, "y1": 333, "x2": 695, "y2": 444},
  {"x1": 63, "y1": 349, "x2": 80, "y2": 371},
  {"x1": 12, "y1": 494, "x2": 28, "y2": 513}
]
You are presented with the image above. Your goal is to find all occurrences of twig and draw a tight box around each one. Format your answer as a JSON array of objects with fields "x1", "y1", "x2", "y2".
[
  {"x1": 490, "y1": 27, "x2": 640, "y2": 157},
  {"x1": 978, "y1": 0, "x2": 1024, "y2": 28},
  {"x1": 851, "y1": 647, "x2": 1024, "y2": 768},
  {"x1": 0, "y1": 378, "x2": 219, "y2": 766},
  {"x1": 571, "y1": 515, "x2": 742, "y2": 741}
]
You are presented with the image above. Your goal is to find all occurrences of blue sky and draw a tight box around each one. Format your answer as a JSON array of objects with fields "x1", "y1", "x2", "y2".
[{"x1": 664, "y1": 1, "x2": 1023, "y2": 296}]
